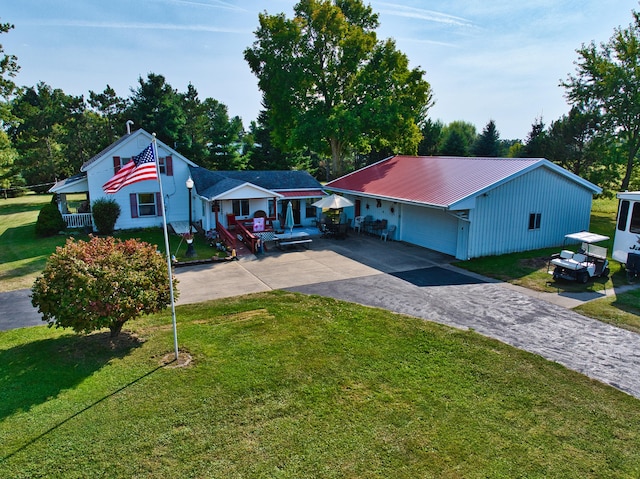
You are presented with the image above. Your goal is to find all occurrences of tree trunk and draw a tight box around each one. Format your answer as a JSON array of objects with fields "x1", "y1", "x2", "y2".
[
  {"x1": 620, "y1": 130, "x2": 640, "y2": 191},
  {"x1": 109, "y1": 321, "x2": 125, "y2": 338},
  {"x1": 329, "y1": 137, "x2": 342, "y2": 179}
]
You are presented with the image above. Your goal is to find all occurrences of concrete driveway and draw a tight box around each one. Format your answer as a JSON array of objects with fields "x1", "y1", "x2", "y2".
[{"x1": 176, "y1": 235, "x2": 640, "y2": 399}]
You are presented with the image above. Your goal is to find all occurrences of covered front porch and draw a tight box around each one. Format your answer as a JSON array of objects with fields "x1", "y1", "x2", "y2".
[{"x1": 49, "y1": 173, "x2": 93, "y2": 229}]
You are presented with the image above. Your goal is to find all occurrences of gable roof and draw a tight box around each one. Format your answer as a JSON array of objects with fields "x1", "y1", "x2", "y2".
[
  {"x1": 49, "y1": 172, "x2": 88, "y2": 194},
  {"x1": 326, "y1": 155, "x2": 602, "y2": 208},
  {"x1": 189, "y1": 166, "x2": 325, "y2": 199},
  {"x1": 81, "y1": 129, "x2": 197, "y2": 172}
]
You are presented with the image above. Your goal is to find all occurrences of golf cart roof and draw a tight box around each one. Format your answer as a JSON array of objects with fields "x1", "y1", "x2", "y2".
[{"x1": 564, "y1": 232, "x2": 610, "y2": 244}]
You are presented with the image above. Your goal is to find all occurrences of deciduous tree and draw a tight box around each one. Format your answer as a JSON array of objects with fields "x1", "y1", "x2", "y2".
[
  {"x1": 32, "y1": 236, "x2": 177, "y2": 338},
  {"x1": 562, "y1": 8, "x2": 640, "y2": 189},
  {"x1": 245, "y1": 0, "x2": 432, "y2": 177},
  {"x1": 438, "y1": 121, "x2": 476, "y2": 156},
  {"x1": 0, "y1": 21, "x2": 20, "y2": 194}
]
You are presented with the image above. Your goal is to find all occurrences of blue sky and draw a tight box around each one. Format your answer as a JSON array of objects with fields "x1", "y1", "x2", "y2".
[{"x1": 2, "y1": 0, "x2": 639, "y2": 140}]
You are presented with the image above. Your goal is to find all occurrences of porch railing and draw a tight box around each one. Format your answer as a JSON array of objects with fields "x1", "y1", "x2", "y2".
[
  {"x1": 216, "y1": 223, "x2": 237, "y2": 250},
  {"x1": 234, "y1": 222, "x2": 260, "y2": 254},
  {"x1": 62, "y1": 213, "x2": 93, "y2": 229}
]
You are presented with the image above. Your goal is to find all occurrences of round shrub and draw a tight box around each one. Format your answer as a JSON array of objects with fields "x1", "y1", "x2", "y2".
[
  {"x1": 92, "y1": 198, "x2": 121, "y2": 235},
  {"x1": 31, "y1": 236, "x2": 178, "y2": 337},
  {"x1": 35, "y1": 200, "x2": 66, "y2": 237}
]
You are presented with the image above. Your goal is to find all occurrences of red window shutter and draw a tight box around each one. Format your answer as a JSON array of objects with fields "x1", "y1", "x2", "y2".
[
  {"x1": 113, "y1": 156, "x2": 121, "y2": 174},
  {"x1": 130, "y1": 193, "x2": 138, "y2": 218},
  {"x1": 156, "y1": 192, "x2": 162, "y2": 216},
  {"x1": 165, "y1": 156, "x2": 173, "y2": 176}
]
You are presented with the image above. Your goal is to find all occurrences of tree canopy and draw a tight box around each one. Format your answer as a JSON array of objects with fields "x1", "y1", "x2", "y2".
[
  {"x1": 472, "y1": 120, "x2": 501, "y2": 157},
  {"x1": 244, "y1": 0, "x2": 433, "y2": 177},
  {"x1": 31, "y1": 236, "x2": 177, "y2": 338},
  {"x1": 562, "y1": 9, "x2": 640, "y2": 190}
]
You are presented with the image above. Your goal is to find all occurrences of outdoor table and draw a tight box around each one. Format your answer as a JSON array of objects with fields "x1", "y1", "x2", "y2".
[{"x1": 274, "y1": 231, "x2": 312, "y2": 250}]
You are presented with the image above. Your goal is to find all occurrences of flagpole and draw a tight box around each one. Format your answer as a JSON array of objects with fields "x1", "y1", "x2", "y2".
[{"x1": 152, "y1": 134, "x2": 180, "y2": 361}]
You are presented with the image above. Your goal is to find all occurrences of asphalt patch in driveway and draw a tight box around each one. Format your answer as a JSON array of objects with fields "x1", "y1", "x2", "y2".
[{"x1": 391, "y1": 266, "x2": 486, "y2": 287}]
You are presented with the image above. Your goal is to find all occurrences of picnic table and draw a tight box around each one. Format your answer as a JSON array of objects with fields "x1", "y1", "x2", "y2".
[{"x1": 274, "y1": 231, "x2": 312, "y2": 250}]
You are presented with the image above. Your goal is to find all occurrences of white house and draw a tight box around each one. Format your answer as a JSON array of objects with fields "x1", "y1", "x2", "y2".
[
  {"x1": 50, "y1": 129, "x2": 197, "y2": 231},
  {"x1": 326, "y1": 155, "x2": 602, "y2": 260},
  {"x1": 50, "y1": 129, "x2": 326, "y2": 233}
]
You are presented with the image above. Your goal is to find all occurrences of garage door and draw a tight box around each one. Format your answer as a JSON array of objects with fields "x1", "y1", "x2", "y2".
[{"x1": 402, "y1": 205, "x2": 458, "y2": 256}]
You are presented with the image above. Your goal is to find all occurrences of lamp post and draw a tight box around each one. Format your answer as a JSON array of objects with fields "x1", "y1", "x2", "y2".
[{"x1": 185, "y1": 176, "x2": 196, "y2": 257}]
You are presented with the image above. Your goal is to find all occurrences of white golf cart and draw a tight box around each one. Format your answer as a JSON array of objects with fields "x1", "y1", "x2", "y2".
[{"x1": 548, "y1": 232, "x2": 610, "y2": 283}]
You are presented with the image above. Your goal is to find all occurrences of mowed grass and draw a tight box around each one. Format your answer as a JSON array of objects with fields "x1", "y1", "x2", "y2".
[
  {"x1": 0, "y1": 195, "x2": 69, "y2": 291},
  {"x1": 1, "y1": 292, "x2": 640, "y2": 478}
]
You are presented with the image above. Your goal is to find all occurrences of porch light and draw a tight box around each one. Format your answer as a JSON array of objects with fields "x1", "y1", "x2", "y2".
[{"x1": 185, "y1": 176, "x2": 196, "y2": 257}]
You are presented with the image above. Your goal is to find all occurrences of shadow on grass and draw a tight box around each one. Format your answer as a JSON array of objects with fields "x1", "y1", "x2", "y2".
[
  {"x1": 0, "y1": 331, "x2": 143, "y2": 421},
  {"x1": 0, "y1": 358, "x2": 169, "y2": 463}
]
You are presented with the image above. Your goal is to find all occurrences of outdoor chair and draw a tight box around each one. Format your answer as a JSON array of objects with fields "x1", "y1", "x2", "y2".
[
  {"x1": 272, "y1": 219, "x2": 284, "y2": 234},
  {"x1": 362, "y1": 215, "x2": 373, "y2": 234},
  {"x1": 381, "y1": 225, "x2": 396, "y2": 242},
  {"x1": 354, "y1": 215, "x2": 364, "y2": 234}
]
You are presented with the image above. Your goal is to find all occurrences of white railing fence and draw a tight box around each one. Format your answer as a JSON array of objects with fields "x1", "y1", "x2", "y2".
[{"x1": 62, "y1": 213, "x2": 93, "y2": 229}]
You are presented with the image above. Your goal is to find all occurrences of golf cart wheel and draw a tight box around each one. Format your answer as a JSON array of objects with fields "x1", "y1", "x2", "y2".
[{"x1": 578, "y1": 272, "x2": 589, "y2": 284}]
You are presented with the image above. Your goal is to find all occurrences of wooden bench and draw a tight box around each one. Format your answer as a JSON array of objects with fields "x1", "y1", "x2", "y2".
[{"x1": 277, "y1": 239, "x2": 313, "y2": 250}]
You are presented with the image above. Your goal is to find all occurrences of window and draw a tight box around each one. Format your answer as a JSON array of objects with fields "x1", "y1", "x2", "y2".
[
  {"x1": 630, "y1": 202, "x2": 640, "y2": 234},
  {"x1": 305, "y1": 199, "x2": 317, "y2": 218},
  {"x1": 156, "y1": 156, "x2": 173, "y2": 175},
  {"x1": 528, "y1": 213, "x2": 541, "y2": 230},
  {"x1": 618, "y1": 200, "x2": 630, "y2": 231},
  {"x1": 138, "y1": 193, "x2": 157, "y2": 216},
  {"x1": 113, "y1": 156, "x2": 130, "y2": 174},
  {"x1": 232, "y1": 199, "x2": 249, "y2": 217}
]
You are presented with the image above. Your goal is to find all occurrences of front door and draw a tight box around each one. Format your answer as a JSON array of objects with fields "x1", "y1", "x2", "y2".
[{"x1": 281, "y1": 200, "x2": 301, "y2": 226}]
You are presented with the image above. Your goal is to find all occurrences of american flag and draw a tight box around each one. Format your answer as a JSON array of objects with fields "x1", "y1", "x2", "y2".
[{"x1": 103, "y1": 144, "x2": 158, "y2": 194}]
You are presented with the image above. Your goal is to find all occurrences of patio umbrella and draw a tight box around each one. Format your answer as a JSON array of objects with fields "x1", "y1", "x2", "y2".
[
  {"x1": 284, "y1": 201, "x2": 295, "y2": 234},
  {"x1": 312, "y1": 194, "x2": 354, "y2": 209}
]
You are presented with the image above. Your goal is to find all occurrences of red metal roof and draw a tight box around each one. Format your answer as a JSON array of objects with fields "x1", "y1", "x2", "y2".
[
  {"x1": 326, "y1": 156, "x2": 544, "y2": 207},
  {"x1": 277, "y1": 189, "x2": 326, "y2": 198}
]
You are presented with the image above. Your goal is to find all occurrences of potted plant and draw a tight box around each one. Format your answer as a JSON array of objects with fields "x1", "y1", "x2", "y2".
[{"x1": 182, "y1": 231, "x2": 194, "y2": 243}]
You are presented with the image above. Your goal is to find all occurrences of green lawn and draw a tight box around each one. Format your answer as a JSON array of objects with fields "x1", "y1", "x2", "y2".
[
  {"x1": 1, "y1": 292, "x2": 639, "y2": 478},
  {"x1": 0, "y1": 194, "x2": 223, "y2": 292}
]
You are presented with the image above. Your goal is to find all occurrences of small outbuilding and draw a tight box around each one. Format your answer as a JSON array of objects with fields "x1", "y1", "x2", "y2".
[{"x1": 327, "y1": 155, "x2": 602, "y2": 260}]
